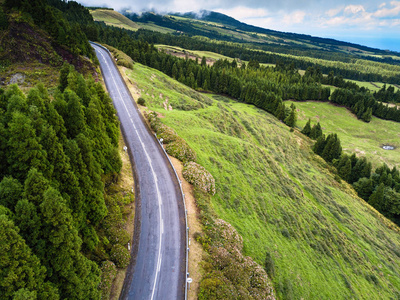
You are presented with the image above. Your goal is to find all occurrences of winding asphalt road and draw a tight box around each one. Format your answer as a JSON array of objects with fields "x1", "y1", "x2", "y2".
[{"x1": 91, "y1": 43, "x2": 185, "y2": 300}]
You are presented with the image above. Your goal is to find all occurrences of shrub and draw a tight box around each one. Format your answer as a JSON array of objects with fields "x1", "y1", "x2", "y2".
[
  {"x1": 183, "y1": 161, "x2": 215, "y2": 194},
  {"x1": 137, "y1": 97, "x2": 146, "y2": 106},
  {"x1": 99, "y1": 261, "x2": 117, "y2": 299},
  {"x1": 264, "y1": 252, "x2": 275, "y2": 278},
  {"x1": 110, "y1": 244, "x2": 130, "y2": 268},
  {"x1": 107, "y1": 227, "x2": 130, "y2": 246},
  {"x1": 166, "y1": 138, "x2": 197, "y2": 163}
]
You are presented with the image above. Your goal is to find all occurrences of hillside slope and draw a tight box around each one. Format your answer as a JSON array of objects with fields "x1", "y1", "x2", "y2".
[
  {"x1": 124, "y1": 62, "x2": 400, "y2": 299},
  {"x1": 90, "y1": 9, "x2": 139, "y2": 31}
]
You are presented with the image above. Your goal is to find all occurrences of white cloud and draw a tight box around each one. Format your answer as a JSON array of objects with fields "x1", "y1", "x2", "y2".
[
  {"x1": 344, "y1": 5, "x2": 365, "y2": 14},
  {"x1": 326, "y1": 6, "x2": 344, "y2": 17},
  {"x1": 215, "y1": 6, "x2": 270, "y2": 19},
  {"x1": 283, "y1": 10, "x2": 306, "y2": 24},
  {"x1": 374, "y1": 1, "x2": 400, "y2": 17}
]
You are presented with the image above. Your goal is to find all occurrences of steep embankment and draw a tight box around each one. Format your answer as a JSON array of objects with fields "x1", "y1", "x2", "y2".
[
  {"x1": 124, "y1": 61, "x2": 400, "y2": 299},
  {"x1": 0, "y1": 10, "x2": 95, "y2": 88}
]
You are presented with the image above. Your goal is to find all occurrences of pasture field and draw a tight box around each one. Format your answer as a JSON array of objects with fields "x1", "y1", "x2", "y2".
[{"x1": 287, "y1": 100, "x2": 400, "y2": 168}]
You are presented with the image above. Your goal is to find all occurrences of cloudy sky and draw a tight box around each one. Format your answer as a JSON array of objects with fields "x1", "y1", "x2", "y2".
[{"x1": 79, "y1": 0, "x2": 400, "y2": 52}]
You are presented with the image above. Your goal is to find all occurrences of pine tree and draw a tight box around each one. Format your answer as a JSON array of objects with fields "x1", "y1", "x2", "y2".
[
  {"x1": 7, "y1": 112, "x2": 47, "y2": 180},
  {"x1": 0, "y1": 176, "x2": 23, "y2": 211},
  {"x1": 284, "y1": 104, "x2": 297, "y2": 128},
  {"x1": 313, "y1": 134, "x2": 326, "y2": 156},
  {"x1": 369, "y1": 183, "x2": 385, "y2": 212},
  {"x1": 301, "y1": 119, "x2": 312, "y2": 136},
  {"x1": 339, "y1": 157, "x2": 352, "y2": 182},
  {"x1": 0, "y1": 214, "x2": 58, "y2": 299}
]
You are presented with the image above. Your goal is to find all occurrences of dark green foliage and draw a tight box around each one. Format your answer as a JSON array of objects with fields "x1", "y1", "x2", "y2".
[
  {"x1": 0, "y1": 69, "x2": 122, "y2": 298},
  {"x1": 331, "y1": 88, "x2": 400, "y2": 123},
  {"x1": 0, "y1": 176, "x2": 23, "y2": 211},
  {"x1": 320, "y1": 134, "x2": 342, "y2": 163},
  {"x1": 353, "y1": 178, "x2": 373, "y2": 202},
  {"x1": 284, "y1": 104, "x2": 297, "y2": 127},
  {"x1": 264, "y1": 252, "x2": 275, "y2": 278},
  {"x1": 4, "y1": 0, "x2": 95, "y2": 60},
  {"x1": 99, "y1": 261, "x2": 117, "y2": 299},
  {"x1": 137, "y1": 97, "x2": 146, "y2": 106},
  {"x1": 301, "y1": 119, "x2": 312, "y2": 136},
  {"x1": 110, "y1": 244, "x2": 130, "y2": 268},
  {"x1": 310, "y1": 122, "x2": 322, "y2": 140},
  {"x1": 0, "y1": 214, "x2": 58, "y2": 300}
]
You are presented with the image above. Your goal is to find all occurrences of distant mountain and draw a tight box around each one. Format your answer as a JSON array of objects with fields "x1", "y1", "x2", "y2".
[{"x1": 120, "y1": 9, "x2": 400, "y2": 62}]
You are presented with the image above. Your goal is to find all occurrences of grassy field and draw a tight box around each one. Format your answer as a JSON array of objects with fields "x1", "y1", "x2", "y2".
[
  {"x1": 125, "y1": 62, "x2": 400, "y2": 299},
  {"x1": 347, "y1": 79, "x2": 400, "y2": 92},
  {"x1": 90, "y1": 9, "x2": 139, "y2": 31},
  {"x1": 287, "y1": 100, "x2": 400, "y2": 168}
]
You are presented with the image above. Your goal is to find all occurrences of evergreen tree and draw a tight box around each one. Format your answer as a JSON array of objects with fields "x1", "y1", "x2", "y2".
[
  {"x1": 284, "y1": 104, "x2": 297, "y2": 128},
  {"x1": 301, "y1": 119, "x2": 312, "y2": 136},
  {"x1": 0, "y1": 176, "x2": 23, "y2": 211},
  {"x1": 310, "y1": 122, "x2": 322, "y2": 140},
  {"x1": 369, "y1": 183, "x2": 385, "y2": 211},
  {"x1": 0, "y1": 214, "x2": 58, "y2": 300},
  {"x1": 39, "y1": 188, "x2": 101, "y2": 299},
  {"x1": 353, "y1": 178, "x2": 373, "y2": 200},
  {"x1": 339, "y1": 157, "x2": 352, "y2": 182},
  {"x1": 7, "y1": 112, "x2": 47, "y2": 180},
  {"x1": 313, "y1": 134, "x2": 326, "y2": 156}
]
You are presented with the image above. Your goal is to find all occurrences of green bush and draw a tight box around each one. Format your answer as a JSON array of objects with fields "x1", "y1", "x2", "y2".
[
  {"x1": 165, "y1": 138, "x2": 196, "y2": 163},
  {"x1": 99, "y1": 260, "x2": 117, "y2": 299},
  {"x1": 264, "y1": 252, "x2": 275, "y2": 278},
  {"x1": 110, "y1": 244, "x2": 130, "y2": 268},
  {"x1": 107, "y1": 227, "x2": 130, "y2": 246},
  {"x1": 183, "y1": 161, "x2": 215, "y2": 195},
  {"x1": 137, "y1": 97, "x2": 146, "y2": 106}
]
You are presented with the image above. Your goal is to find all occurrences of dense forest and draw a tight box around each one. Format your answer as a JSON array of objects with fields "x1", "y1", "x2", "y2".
[{"x1": 0, "y1": 1, "x2": 134, "y2": 298}]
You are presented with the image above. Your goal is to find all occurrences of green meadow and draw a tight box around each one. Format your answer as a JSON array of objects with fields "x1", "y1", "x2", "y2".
[
  {"x1": 287, "y1": 100, "x2": 400, "y2": 168},
  {"x1": 125, "y1": 63, "x2": 400, "y2": 299},
  {"x1": 89, "y1": 9, "x2": 140, "y2": 31}
]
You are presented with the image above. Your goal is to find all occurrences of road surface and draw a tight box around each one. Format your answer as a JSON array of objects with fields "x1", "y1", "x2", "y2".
[{"x1": 91, "y1": 43, "x2": 185, "y2": 300}]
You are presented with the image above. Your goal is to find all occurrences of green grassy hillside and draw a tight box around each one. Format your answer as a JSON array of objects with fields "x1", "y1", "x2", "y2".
[
  {"x1": 288, "y1": 100, "x2": 400, "y2": 168},
  {"x1": 125, "y1": 62, "x2": 400, "y2": 299},
  {"x1": 90, "y1": 9, "x2": 139, "y2": 31}
]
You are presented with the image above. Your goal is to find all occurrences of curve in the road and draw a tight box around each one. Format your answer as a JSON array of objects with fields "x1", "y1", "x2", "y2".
[{"x1": 91, "y1": 43, "x2": 185, "y2": 300}]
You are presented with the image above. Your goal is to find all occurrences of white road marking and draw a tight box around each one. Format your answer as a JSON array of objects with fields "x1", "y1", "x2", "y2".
[{"x1": 95, "y1": 46, "x2": 164, "y2": 300}]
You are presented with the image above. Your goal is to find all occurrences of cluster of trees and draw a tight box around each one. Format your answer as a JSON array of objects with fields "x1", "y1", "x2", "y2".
[
  {"x1": 302, "y1": 121, "x2": 400, "y2": 225},
  {"x1": 3, "y1": 0, "x2": 95, "y2": 59},
  {"x1": 0, "y1": 64, "x2": 122, "y2": 299},
  {"x1": 330, "y1": 88, "x2": 400, "y2": 122},
  {"x1": 373, "y1": 84, "x2": 400, "y2": 103}
]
